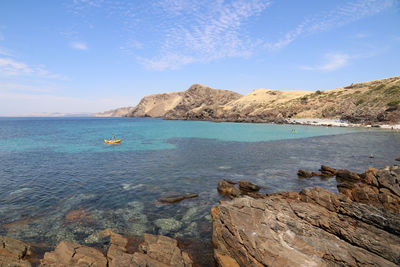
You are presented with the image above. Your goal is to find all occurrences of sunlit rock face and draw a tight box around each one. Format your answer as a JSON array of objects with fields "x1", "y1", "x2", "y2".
[{"x1": 211, "y1": 165, "x2": 400, "y2": 267}]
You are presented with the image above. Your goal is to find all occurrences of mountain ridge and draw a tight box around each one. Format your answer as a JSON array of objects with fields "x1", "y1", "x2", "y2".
[{"x1": 94, "y1": 76, "x2": 400, "y2": 124}]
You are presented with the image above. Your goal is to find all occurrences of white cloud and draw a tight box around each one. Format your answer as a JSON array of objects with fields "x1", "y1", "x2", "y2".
[
  {"x1": 70, "y1": 41, "x2": 88, "y2": 50},
  {"x1": 141, "y1": 0, "x2": 271, "y2": 70},
  {"x1": 0, "y1": 56, "x2": 66, "y2": 79},
  {"x1": 0, "y1": 47, "x2": 15, "y2": 57},
  {"x1": 301, "y1": 53, "x2": 350, "y2": 71},
  {"x1": 0, "y1": 57, "x2": 33, "y2": 76},
  {"x1": 267, "y1": 0, "x2": 394, "y2": 50}
]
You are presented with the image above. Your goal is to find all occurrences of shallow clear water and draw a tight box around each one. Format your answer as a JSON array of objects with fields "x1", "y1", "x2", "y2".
[{"x1": 0, "y1": 117, "x2": 399, "y2": 249}]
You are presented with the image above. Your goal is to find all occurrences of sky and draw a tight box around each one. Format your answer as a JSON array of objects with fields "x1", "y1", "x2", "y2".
[{"x1": 0, "y1": 0, "x2": 399, "y2": 115}]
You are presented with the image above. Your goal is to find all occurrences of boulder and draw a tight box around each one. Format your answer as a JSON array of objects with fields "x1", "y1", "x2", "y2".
[
  {"x1": 40, "y1": 241, "x2": 107, "y2": 267},
  {"x1": 396, "y1": 157, "x2": 400, "y2": 162},
  {"x1": 336, "y1": 169, "x2": 361, "y2": 181},
  {"x1": 217, "y1": 180, "x2": 240, "y2": 198},
  {"x1": 212, "y1": 166, "x2": 400, "y2": 266},
  {"x1": 297, "y1": 169, "x2": 312, "y2": 178},
  {"x1": 0, "y1": 236, "x2": 33, "y2": 267},
  {"x1": 238, "y1": 180, "x2": 262, "y2": 193},
  {"x1": 159, "y1": 194, "x2": 198, "y2": 204},
  {"x1": 319, "y1": 165, "x2": 336, "y2": 176}
]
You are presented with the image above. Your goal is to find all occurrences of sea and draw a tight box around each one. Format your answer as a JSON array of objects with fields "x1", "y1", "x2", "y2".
[{"x1": 0, "y1": 117, "x2": 399, "y2": 256}]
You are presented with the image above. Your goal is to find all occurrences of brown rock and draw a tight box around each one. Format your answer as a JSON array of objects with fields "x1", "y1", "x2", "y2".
[
  {"x1": 336, "y1": 169, "x2": 361, "y2": 181},
  {"x1": 40, "y1": 240, "x2": 107, "y2": 267},
  {"x1": 139, "y1": 234, "x2": 193, "y2": 267},
  {"x1": 311, "y1": 172, "x2": 322, "y2": 176},
  {"x1": 64, "y1": 208, "x2": 90, "y2": 223},
  {"x1": 238, "y1": 180, "x2": 262, "y2": 192},
  {"x1": 297, "y1": 169, "x2": 312, "y2": 178},
  {"x1": 0, "y1": 236, "x2": 32, "y2": 267},
  {"x1": 320, "y1": 165, "x2": 336, "y2": 175},
  {"x1": 212, "y1": 166, "x2": 400, "y2": 267},
  {"x1": 159, "y1": 194, "x2": 198, "y2": 204},
  {"x1": 217, "y1": 180, "x2": 240, "y2": 198}
]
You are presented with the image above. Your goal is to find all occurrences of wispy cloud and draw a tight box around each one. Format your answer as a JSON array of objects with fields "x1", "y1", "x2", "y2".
[
  {"x1": 0, "y1": 47, "x2": 15, "y2": 57},
  {"x1": 266, "y1": 0, "x2": 394, "y2": 50},
  {"x1": 301, "y1": 53, "x2": 350, "y2": 71},
  {"x1": 0, "y1": 56, "x2": 67, "y2": 79},
  {"x1": 0, "y1": 58, "x2": 33, "y2": 76},
  {"x1": 142, "y1": 0, "x2": 271, "y2": 70},
  {"x1": 70, "y1": 41, "x2": 88, "y2": 50}
]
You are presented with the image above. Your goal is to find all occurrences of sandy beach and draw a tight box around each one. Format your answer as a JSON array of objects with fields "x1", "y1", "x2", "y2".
[{"x1": 287, "y1": 118, "x2": 400, "y2": 130}]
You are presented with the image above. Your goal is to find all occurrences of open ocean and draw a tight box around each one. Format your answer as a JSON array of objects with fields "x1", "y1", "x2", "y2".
[{"x1": 0, "y1": 117, "x2": 399, "y2": 250}]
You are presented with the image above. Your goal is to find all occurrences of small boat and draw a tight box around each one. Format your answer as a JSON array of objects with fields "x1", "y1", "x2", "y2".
[{"x1": 104, "y1": 139, "x2": 122, "y2": 144}]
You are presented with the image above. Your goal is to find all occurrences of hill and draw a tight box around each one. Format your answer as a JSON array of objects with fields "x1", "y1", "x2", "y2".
[{"x1": 96, "y1": 76, "x2": 400, "y2": 125}]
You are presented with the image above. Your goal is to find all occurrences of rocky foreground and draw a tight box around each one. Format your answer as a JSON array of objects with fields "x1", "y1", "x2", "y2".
[
  {"x1": 212, "y1": 165, "x2": 400, "y2": 266},
  {"x1": 0, "y1": 230, "x2": 193, "y2": 267},
  {"x1": 2, "y1": 164, "x2": 400, "y2": 266}
]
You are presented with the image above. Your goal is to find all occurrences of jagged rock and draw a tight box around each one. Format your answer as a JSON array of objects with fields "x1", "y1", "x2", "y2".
[
  {"x1": 139, "y1": 234, "x2": 192, "y2": 267},
  {"x1": 212, "y1": 166, "x2": 400, "y2": 266},
  {"x1": 238, "y1": 180, "x2": 262, "y2": 192},
  {"x1": 159, "y1": 194, "x2": 198, "y2": 204},
  {"x1": 40, "y1": 240, "x2": 107, "y2": 267},
  {"x1": 297, "y1": 169, "x2": 312, "y2": 178},
  {"x1": 0, "y1": 236, "x2": 33, "y2": 267},
  {"x1": 336, "y1": 168, "x2": 361, "y2": 181},
  {"x1": 217, "y1": 180, "x2": 240, "y2": 198},
  {"x1": 319, "y1": 165, "x2": 336, "y2": 176}
]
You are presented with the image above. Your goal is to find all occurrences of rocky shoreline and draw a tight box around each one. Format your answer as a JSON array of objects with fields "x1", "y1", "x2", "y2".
[{"x1": 2, "y1": 164, "x2": 400, "y2": 266}]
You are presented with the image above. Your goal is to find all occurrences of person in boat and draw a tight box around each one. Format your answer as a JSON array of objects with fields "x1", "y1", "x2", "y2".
[{"x1": 112, "y1": 134, "x2": 115, "y2": 141}]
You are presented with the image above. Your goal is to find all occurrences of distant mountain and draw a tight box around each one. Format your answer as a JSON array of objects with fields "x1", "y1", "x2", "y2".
[
  {"x1": 97, "y1": 76, "x2": 400, "y2": 124},
  {"x1": 93, "y1": 107, "x2": 135, "y2": 117}
]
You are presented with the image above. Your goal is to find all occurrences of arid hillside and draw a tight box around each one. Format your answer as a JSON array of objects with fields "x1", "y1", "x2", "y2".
[{"x1": 96, "y1": 76, "x2": 400, "y2": 124}]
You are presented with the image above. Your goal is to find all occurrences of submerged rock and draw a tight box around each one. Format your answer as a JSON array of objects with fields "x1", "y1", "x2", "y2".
[
  {"x1": 159, "y1": 193, "x2": 198, "y2": 204},
  {"x1": 212, "y1": 165, "x2": 400, "y2": 266},
  {"x1": 154, "y1": 218, "x2": 182, "y2": 235}
]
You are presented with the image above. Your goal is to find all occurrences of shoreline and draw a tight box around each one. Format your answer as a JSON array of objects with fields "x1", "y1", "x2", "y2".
[{"x1": 286, "y1": 117, "x2": 400, "y2": 130}]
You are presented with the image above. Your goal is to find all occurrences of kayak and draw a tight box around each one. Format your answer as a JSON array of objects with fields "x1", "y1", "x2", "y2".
[{"x1": 104, "y1": 139, "x2": 121, "y2": 144}]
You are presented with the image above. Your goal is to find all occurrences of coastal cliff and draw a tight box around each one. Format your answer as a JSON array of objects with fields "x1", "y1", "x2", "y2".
[{"x1": 97, "y1": 76, "x2": 400, "y2": 125}]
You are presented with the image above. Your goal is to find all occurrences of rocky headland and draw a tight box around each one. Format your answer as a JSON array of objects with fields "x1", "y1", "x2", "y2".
[
  {"x1": 95, "y1": 76, "x2": 400, "y2": 126},
  {"x1": 211, "y1": 165, "x2": 400, "y2": 266},
  {"x1": 2, "y1": 164, "x2": 400, "y2": 266}
]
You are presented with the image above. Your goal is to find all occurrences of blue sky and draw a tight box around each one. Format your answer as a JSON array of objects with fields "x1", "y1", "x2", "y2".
[{"x1": 0, "y1": 0, "x2": 399, "y2": 115}]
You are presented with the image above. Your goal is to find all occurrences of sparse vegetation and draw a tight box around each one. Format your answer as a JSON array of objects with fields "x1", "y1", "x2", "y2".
[
  {"x1": 387, "y1": 99, "x2": 400, "y2": 107},
  {"x1": 356, "y1": 99, "x2": 364, "y2": 106},
  {"x1": 385, "y1": 85, "x2": 400, "y2": 95},
  {"x1": 300, "y1": 96, "x2": 308, "y2": 104},
  {"x1": 315, "y1": 90, "x2": 322, "y2": 95},
  {"x1": 372, "y1": 84, "x2": 385, "y2": 91}
]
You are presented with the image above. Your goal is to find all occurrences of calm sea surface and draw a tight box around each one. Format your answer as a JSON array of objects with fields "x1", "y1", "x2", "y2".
[{"x1": 0, "y1": 117, "x2": 399, "y2": 250}]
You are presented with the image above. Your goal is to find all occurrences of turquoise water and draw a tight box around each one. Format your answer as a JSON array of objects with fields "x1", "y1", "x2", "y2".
[
  {"x1": 0, "y1": 117, "x2": 399, "y2": 255},
  {"x1": 0, "y1": 117, "x2": 363, "y2": 153}
]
